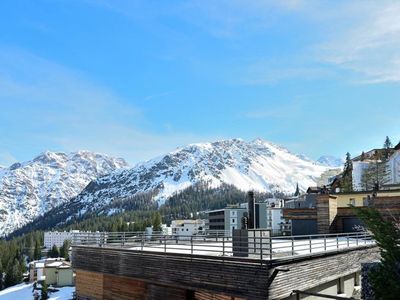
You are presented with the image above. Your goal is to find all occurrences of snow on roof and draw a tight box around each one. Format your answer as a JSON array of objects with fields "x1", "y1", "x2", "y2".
[
  {"x1": 46, "y1": 261, "x2": 65, "y2": 268},
  {"x1": 57, "y1": 265, "x2": 72, "y2": 269}
]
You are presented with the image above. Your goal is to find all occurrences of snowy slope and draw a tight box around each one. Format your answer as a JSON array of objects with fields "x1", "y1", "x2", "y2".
[
  {"x1": 0, "y1": 283, "x2": 74, "y2": 300},
  {"x1": 71, "y1": 138, "x2": 330, "y2": 214},
  {"x1": 317, "y1": 155, "x2": 344, "y2": 168},
  {"x1": 0, "y1": 151, "x2": 128, "y2": 236}
]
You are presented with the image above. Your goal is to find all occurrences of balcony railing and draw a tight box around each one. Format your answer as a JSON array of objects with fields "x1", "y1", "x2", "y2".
[{"x1": 72, "y1": 231, "x2": 375, "y2": 261}]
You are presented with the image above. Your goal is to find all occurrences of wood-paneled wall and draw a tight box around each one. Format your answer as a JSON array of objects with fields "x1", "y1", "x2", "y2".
[
  {"x1": 73, "y1": 247, "x2": 268, "y2": 300},
  {"x1": 268, "y1": 246, "x2": 380, "y2": 299}
]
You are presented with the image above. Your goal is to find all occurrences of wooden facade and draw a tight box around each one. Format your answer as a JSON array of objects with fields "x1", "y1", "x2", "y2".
[
  {"x1": 73, "y1": 244, "x2": 379, "y2": 300},
  {"x1": 268, "y1": 246, "x2": 380, "y2": 299},
  {"x1": 316, "y1": 195, "x2": 337, "y2": 233},
  {"x1": 282, "y1": 208, "x2": 316, "y2": 220},
  {"x1": 73, "y1": 246, "x2": 268, "y2": 300}
]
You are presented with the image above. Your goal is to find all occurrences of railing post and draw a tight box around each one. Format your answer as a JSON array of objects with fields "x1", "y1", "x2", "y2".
[
  {"x1": 260, "y1": 236, "x2": 263, "y2": 260},
  {"x1": 336, "y1": 234, "x2": 339, "y2": 250},
  {"x1": 122, "y1": 232, "x2": 125, "y2": 247},
  {"x1": 223, "y1": 237, "x2": 225, "y2": 257},
  {"x1": 356, "y1": 232, "x2": 359, "y2": 246},
  {"x1": 291, "y1": 237, "x2": 294, "y2": 256},
  {"x1": 269, "y1": 236, "x2": 273, "y2": 260},
  {"x1": 141, "y1": 236, "x2": 144, "y2": 251},
  {"x1": 347, "y1": 233, "x2": 349, "y2": 247},
  {"x1": 309, "y1": 236, "x2": 312, "y2": 254},
  {"x1": 324, "y1": 235, "x2": 327, "y2": 252},
  {"x1": 191, "y1": 236, "x2": 194, "y2": 255},
  {"x1": 164, "y1": 236, "x2": 167, "y2": 253}
]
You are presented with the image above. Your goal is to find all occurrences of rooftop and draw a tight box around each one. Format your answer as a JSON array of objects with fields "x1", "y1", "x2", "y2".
[{"x1": 72, "y1": 231, "x2": 375, "y2": 262}]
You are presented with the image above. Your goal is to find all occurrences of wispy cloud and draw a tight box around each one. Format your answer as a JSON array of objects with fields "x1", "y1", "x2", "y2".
[
  {"x1": 0, "y1": 152, "x2": 17, "y2": 167},
  {"x1": 144, "y1": 91, "x2": 173, "y2": 101},
  {"x1": 0, "y1": 47, "x2": 209, "y2": 164},
  {"x1": 316, "y1": 1, "x2": 400, "y2": 83},
  {"x1": 178, "y1": 0, "x2": 400, "y2": 84},
  {"x1": 238, "y1": 58, "x2": 334, "y2": 85},
  {"x1": 86, "y1": 0, "x2": 400, "y2": 85}
]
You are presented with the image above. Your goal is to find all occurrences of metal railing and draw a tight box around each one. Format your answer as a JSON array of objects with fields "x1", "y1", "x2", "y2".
[{"x1": 72, "y1": 231, "x2": 375, "y2": 261}]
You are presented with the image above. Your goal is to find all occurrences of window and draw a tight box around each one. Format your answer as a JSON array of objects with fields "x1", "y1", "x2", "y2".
[
  {"x1": 337, "y1": 277, "x2": 344, "y2": 294},
  {"x1": 354, "y1": 272, "x2": 360, "y2": 286},
  {"x1": 186, "y1": 228, "x2": 189, "y2": 231},
  {"x1": 349, "y1": 198, "x2": 355, "y2": 206},
  {"x1": 232, "y1": 219, "x2": 235, "y2": 223}
]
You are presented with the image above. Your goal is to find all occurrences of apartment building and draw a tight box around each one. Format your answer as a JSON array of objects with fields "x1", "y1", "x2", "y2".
[{"x1": 44, "y1": 231, "x2": 79, "y2": 249}]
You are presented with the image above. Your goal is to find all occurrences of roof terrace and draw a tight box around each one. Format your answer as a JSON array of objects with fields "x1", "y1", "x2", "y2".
[{"x1": 72, "y1": 230, "x2": 375, "y2": 262}]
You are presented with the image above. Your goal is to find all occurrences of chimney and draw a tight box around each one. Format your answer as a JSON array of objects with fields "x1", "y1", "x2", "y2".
[{"x1": 247, "y1": 191, "x2": 256, "y2": 229}]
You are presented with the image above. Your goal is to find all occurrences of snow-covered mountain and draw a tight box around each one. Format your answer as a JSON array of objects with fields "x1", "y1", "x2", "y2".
[
  {"x1": 0, "y1": 151, "x2": 128, "y2": 236},
  {"x1": 70, "y1": 139, "x2": 330, "y2": 215},
  {"x1": 317, "y1": 155, "x2": 344, "y2": 168}
]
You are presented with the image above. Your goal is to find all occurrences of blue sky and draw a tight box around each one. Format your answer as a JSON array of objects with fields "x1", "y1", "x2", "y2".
[{"x1": 0, "y1": 0, "x2": 399, "y2": 166}]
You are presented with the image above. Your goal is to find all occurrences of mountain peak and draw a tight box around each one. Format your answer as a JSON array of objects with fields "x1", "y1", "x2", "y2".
[
  {"x1": 68, "y1": 138, "x2": 329, "y2": 215},
  {"x1": 0, "y1": 150, "x2": 129, "y2": 236},
  {"x1": 317, "y1": 155, "x2": 344, "y2": 168}
]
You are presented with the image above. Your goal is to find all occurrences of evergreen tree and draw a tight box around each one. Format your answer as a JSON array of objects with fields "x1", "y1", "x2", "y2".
[
  {"x1": 41, "y1": 281, "x2": 49, "y2": 300},
  {"x1": 360, "y1": 151, "x2": 366, "y2": 161},
  {"x1": 341, "y1": 152, "x2": 353, "y2": 192},
  {"x1": 34, "y1": 240, "x2": 41, "y2": 260},
  {"x1": 4, "y1": 259, "x2": 22, "y2": 288},
  {"x1": 352, "y1": 206, "x2": 400, "y2": 299},
  {"x1": 384, "y1": 136, "x2": 393, "y2": 149},
  {"x1": 48, "y1": 245, "x2": 59, "y2": 258},
  {"x1": 59, "y1": 240, "x2": 70, "y2": 260},
  {"x1": 294, "y1": 183, "x2": 300, "y2": 196},
  {"x1": 0, "y1": 260, "x2": 3, "y2": 290},
  {"x1": 384, "y1": 136, "x2": 393, "y2": 159},
  {"x1": 152, "y1": 212, "x2": 162, "y2": 232}
]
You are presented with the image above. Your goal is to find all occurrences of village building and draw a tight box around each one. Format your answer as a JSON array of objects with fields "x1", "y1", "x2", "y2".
[
  {"x1": 171, "y1": 219, "x2": 205, "y2": 238},
  {"x1": 29, "y1": 258, "x2": 74, "y2": 287}
]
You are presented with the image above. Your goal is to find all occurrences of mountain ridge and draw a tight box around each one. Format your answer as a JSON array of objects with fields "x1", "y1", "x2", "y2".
[
  {"x1": 56, "y1": 138, "x2": 330, "y2": 217},
  {"x1": 0, "y1": 150, "x2": 129, "y2": 236},
  {"x1": 2, "y1": 138, "x2": 335, "y2": 237}
]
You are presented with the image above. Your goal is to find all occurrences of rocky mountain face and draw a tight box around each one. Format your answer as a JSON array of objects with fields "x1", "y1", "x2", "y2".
[
  {"x1": 0, "y1": 151, "x2": 128, "y2": 236},
  {"x1": 64, "y1": 138, "x2": 330, "y2": 217},
  {"x1": 4, "y1": 139, "x2": 335, "y2": 237}
]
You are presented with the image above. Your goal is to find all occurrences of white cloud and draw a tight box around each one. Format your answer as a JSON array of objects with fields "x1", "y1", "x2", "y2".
[{"x1": 316, "y1": 1, "x2": 400, "y2": 83}]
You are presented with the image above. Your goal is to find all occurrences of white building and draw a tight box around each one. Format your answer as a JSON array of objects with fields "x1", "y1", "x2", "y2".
[
  {"x1": 352, "y1": 147, "x2": 400, "y2": 191},
  {"x1": 266, "y1": 207, "x2": 284, "y2": 233},
  {"x1": 44, "y1": 230, "x2": 79, "y2": 249},
  {"x1": 352, "y1": 161, "x2": 372, "y2": 191},
  {"x1": 387, "y1": 150, "x2": 400, "y2": 185},
  {"x1": 171, "y1": 219, "x2": 205, "y2": 238}
]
